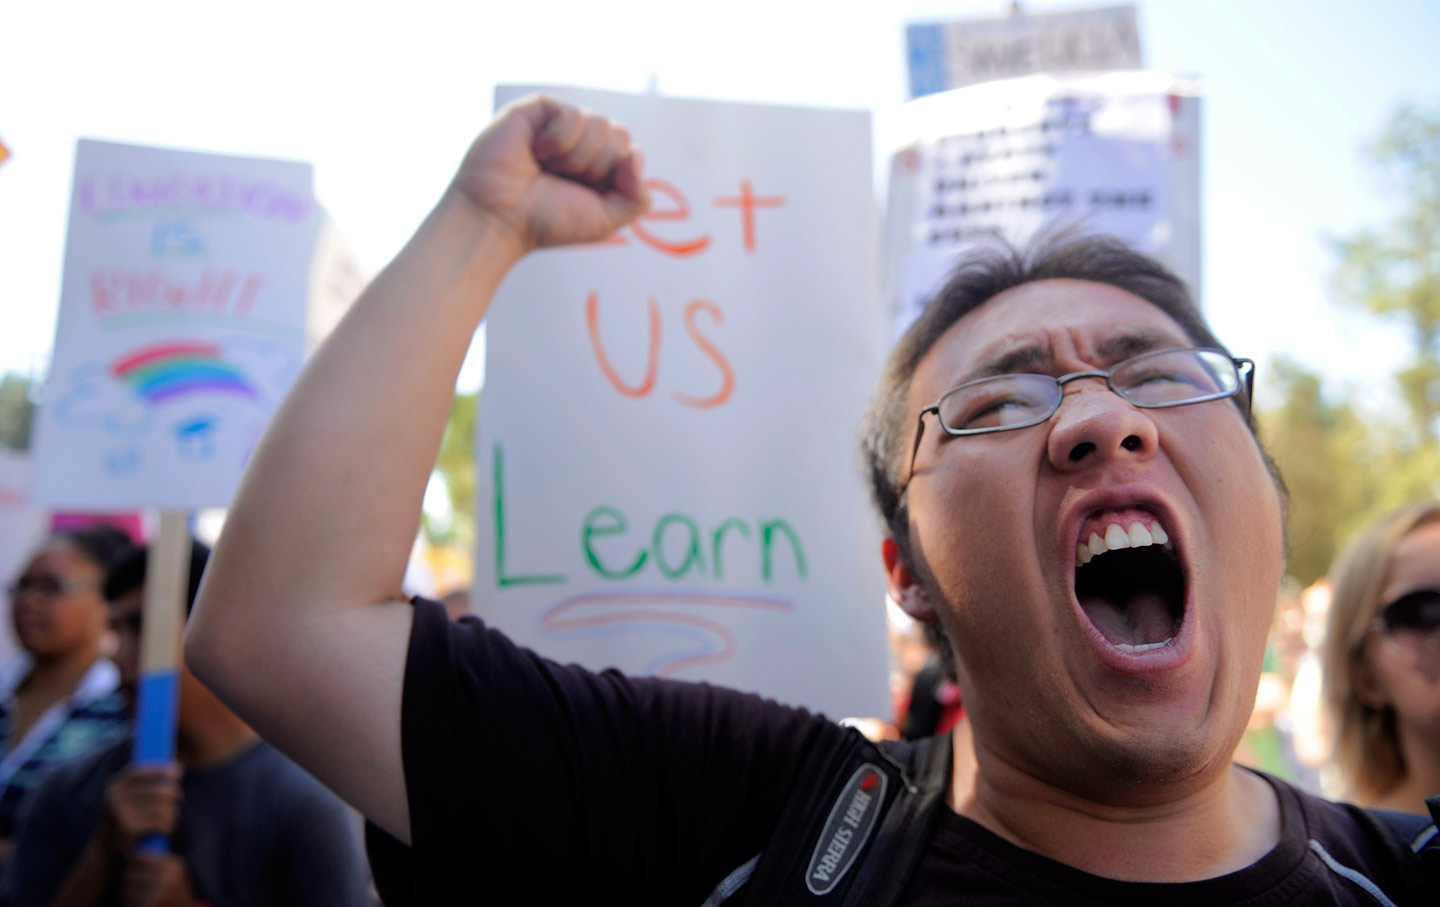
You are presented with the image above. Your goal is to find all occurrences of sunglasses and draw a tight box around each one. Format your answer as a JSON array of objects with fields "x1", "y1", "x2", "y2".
[{"x1": 1373, "y1": 588, "x2": 1440, "y2": 650}]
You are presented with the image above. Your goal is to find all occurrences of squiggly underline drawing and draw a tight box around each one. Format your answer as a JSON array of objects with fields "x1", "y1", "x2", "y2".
[{"x1": 539, "y1": 589, "x2": 794, "y2": 676}]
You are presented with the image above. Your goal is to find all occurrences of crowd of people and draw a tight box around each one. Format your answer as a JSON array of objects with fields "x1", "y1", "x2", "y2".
[
  {"x1": 0, "y1": 534, "x2": 370, "y2": 905},
  {"x1": 0, "y1": 95, "x2": 1435, "y2": 904}
]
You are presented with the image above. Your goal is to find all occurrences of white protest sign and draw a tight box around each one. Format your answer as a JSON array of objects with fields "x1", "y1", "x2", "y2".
[
  {"x1": 475, "y1": 86, "x2": 889, "y2": 719},
  {"x1": 31, "y1": 140, "x2": 320, "y2": 509},
  {"x1": 0, "y1": 452, "x2": 46, "y2": 669},
  {"x1": 906, "y1": 5, "x2": 1143, "y2": 96},
  {"x1": 883, "y1": 70, "x2": 1201, "y2": 337}
]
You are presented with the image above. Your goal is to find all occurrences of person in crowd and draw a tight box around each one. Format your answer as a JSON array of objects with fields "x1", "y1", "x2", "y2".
[
  {"x1": 1323, "y1": 501, "x2": 1440, "y2": 816},
  {"x1": 184, "y1": 95, "x2": 1434, "y2": 902},
  {"x1": 898, "y1": 646, "x2": 963, "y2": 742},
  {"x1": 0, "y1": 539, "x2": 371, "y2": 907},
  {"x1": 0, "y1": 526, "x2": 135, "y2": 864}
]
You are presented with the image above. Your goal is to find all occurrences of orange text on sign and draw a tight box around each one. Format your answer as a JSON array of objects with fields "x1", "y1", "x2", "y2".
[
  {"x1": 585, "y1": 292, "x2": 735, "y2": 408},
  {"x1": 589, "y1": 177, "x2": 786, "y2": 256}
]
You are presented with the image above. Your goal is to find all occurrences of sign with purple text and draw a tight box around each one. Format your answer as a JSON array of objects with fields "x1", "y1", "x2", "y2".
[
  {"x1": 31, "y1": 140, "x2": 319, "y2": 509},
  {"x1": 883, "y1": 70, "x2": 1201, "y2": 337},
  {"x1": 476, "y1": 86, "x2": 889, "y2": 719}
]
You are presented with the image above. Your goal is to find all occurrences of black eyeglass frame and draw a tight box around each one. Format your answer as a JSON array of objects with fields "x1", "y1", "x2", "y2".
[{"x1": 898, "y1": 346, "x2": 1255, "y2": 496}]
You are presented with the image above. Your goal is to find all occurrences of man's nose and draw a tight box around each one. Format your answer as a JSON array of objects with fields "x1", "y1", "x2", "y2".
[{"x1": 1045, "y1": 382, "x2": 1159, "y2": 471}]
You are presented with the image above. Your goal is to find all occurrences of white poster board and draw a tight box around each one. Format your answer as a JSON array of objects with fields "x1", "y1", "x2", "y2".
[
  {"x1": 476, "y1": 86, "x2": 889, "y2": 719},
  {"x1": 0, "y1": 453, "x2": 46, "y2": 670},
  {"x1": 906, "y1": 5, "x2": 1143, "y2": 96},
  {"x1": 883, "y1": 70, "x2": 1201, "y2": 337},
  {"x1": 31, "y1": 140, "x2": 320, "y2": 509}
]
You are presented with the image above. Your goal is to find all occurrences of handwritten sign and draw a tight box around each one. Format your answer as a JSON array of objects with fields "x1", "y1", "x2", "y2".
[
  {"x1": 30, "y1": 140, "x2": 320, "y2": 509},
  {"x1": 907, "y1": 5, "x2": 1143, "y2": 96},
  {"x1": 475, "y1": 86, "x2": 889, "y2": 719},
  {"x1": 883, "y1": 70, "x2": 1201, "y2": 336}
]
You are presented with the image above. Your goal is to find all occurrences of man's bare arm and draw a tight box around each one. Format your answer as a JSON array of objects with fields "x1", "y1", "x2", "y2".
[{"x1": 184, "y1": 96, "x2": 649, "y2": 843}]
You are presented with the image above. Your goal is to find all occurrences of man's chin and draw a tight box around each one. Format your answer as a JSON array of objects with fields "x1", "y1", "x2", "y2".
[{"x1": 1056, "y1": 719, "x2": 1236, "y2": 801}]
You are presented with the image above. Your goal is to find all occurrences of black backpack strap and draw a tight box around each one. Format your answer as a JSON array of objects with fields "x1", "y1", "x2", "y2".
[
  {"x1": 1357, "y1": 799, "x2": 1440, "y2": 901},
  {"x1": 841, "y1": 733, "x2": 953, "y2": 905},
  {"x1": 728, "y1": 729, "x2": 951, "y2": 906}
]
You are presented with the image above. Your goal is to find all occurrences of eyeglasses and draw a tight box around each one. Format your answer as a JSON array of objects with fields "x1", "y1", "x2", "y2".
[
  {"x1": 7, "y1": 575, "x2": 99, "y2": 599},
  {"x1": 1373, "y1": 588, "x2": 1440, "y2": 651},
  {"x1": 900, "y1": 346, "x2": 1255, "y2": 494}
]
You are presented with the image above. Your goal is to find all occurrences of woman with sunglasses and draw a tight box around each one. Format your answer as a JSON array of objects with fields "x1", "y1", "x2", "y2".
[
  {"x1": 0, "y1": 525, "x2": 136, "y2": 864},
  {"x1": 1322, "y1": 501, "x2": 1440, "y2": 816}
]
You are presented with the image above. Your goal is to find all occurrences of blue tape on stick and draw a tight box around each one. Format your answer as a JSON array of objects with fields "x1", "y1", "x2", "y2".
[
  {"x1": 132, "y1": 669, "x2": 179, "y2": 854},
  {"x1": 133, "y1": 670, "x2": 180, "y2": 764}
]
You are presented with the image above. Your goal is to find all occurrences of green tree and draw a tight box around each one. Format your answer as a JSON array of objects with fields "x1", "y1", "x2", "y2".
[
  {"x1": 1258, "y1": 357, "x2": 1380, "y2": 585},
  {"x1": 0, "y1": 372, "x2": 37, "y2": 452},
  {"x1": 1264, "y1": 104, "x2": 1440, "y2": 584},
  {"x1": 1332, "y1": 104, "x2": 1440, "y2": 446},
  {"x1": 422, "y1": 390, "x2": 478, "y2": 548}
]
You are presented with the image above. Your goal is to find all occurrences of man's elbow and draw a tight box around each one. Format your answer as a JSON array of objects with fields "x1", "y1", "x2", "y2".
[{"x1": 183, "y1": 586, "x2": 239, "y2": 692}]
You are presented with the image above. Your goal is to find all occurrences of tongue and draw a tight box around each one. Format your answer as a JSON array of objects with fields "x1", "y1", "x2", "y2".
[{"x1": 1080, "y1": 592, "x2": 1175, "y2": 647}]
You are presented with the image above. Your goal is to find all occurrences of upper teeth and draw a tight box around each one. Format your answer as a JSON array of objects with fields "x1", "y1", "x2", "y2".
[{"x1": 1076, "y1": 520, "x2": 1170, "y2": 566}]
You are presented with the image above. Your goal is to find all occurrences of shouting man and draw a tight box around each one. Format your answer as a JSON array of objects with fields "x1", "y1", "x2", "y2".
[{"x1": 185, "y1": 95, "x2": 1435, "y2": 904}]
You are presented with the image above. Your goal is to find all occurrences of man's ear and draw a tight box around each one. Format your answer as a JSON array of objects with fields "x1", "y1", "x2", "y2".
[{"x1": 882, "y1": 537, "x2": 935, "y2": 622}]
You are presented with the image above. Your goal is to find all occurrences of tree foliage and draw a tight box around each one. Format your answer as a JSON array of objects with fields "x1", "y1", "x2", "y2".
[
  {"x1": 1331, "y1": 104, "x2": 1440, "y2": 445},
  {"x1": 1260, "y1": 103, "x2": 1440, "y2": 584},
  {"x1": 1259, "y1": 359, "x2": 1381, "y2": 584},
  {"x1": 421, "y1": 390, "x2": 478, "y2": 548},
  {"x1": 0, "y1": 373, "x2": 37, "y2": 452}
]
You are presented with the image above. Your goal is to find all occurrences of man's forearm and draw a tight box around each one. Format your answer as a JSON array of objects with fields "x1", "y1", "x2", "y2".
[
  {"x1": 182, "y1": 96, "x2": 649, "y2": 842},
  {"x1": 192, "y1": 191, "x2": 521, "y2": 640}
]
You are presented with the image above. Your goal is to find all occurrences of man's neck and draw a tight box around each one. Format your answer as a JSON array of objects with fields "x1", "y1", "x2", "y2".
[{"x1": 948, "y1": 724, "x2": 1281, "y2": 883}]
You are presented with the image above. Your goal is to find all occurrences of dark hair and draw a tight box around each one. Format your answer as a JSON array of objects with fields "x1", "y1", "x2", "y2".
[
  {"x1": 103, "y1": 539, "x2": 212, "y2": 618},
  {"x1": 53, "y1": 524, "x2": 139, "y2": 575}
]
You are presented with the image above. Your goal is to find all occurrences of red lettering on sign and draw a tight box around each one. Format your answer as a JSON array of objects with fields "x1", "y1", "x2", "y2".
[
  {"x1": 713, "y1": 180, "x2": 785, "y2": 252},
  {"x1": 88, "y1": 267, "x2": 266, "y2": 318},
  {"x1": 629, "y1": 179, "x2": 710, "y2": 257},
  {"x1": 586, "y1": 291, "x2": 661, "y2": 397},
  {"x1": 674, "y1": 299, "x2": 734, "y2": 409}
]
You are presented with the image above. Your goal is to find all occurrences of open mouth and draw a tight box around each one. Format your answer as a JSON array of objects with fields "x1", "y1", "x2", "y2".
[{"x1": 1075, "y1": 517, "x2": 1185, "y2": 653}]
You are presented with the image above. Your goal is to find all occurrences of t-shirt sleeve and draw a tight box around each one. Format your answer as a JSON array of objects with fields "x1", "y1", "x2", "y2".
[{"x1": 383, "y1": 597, "x2": 843, "y2": 905}]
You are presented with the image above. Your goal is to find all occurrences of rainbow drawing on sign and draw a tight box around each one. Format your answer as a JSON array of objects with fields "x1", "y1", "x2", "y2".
[{"x1": 110, "y1": 342, "x2": 256, "y2": 405}]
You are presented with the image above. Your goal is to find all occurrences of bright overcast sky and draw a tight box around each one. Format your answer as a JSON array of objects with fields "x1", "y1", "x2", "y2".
[{"x1": 3, "y1": 0, "x2": 1438, "y2": 409}]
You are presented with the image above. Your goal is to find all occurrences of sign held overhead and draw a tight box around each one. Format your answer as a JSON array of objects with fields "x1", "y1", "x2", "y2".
[{"x1": 908, "y1": 5, "x2": 1143, "y2": 97}]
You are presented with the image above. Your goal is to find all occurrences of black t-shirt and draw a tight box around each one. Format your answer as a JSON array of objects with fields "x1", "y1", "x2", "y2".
[{"x1": 369, "y1": 599, "x2": 1418, "y2": 905}]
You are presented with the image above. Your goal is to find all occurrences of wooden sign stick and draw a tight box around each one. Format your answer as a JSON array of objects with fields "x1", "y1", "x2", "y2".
[{"x1": 131, "y1": 509, "x2": 188, "y2": 853}]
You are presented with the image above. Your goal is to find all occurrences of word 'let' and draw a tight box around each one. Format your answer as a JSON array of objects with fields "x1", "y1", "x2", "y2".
[{"x1": 592, "y1": 178, "x2": 786, "y2": 256}]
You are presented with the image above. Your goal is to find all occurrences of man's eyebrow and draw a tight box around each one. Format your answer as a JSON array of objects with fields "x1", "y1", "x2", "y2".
[
  {"x1": 959, "y1": 328, "x2": 1188, "y2": 384},
  {"x1": 1097, "y1": 329, "x2": 1182, "y2": 361},
  {"x1": 965, "y1": 345, "x2": 1050, "y2": 381}
]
